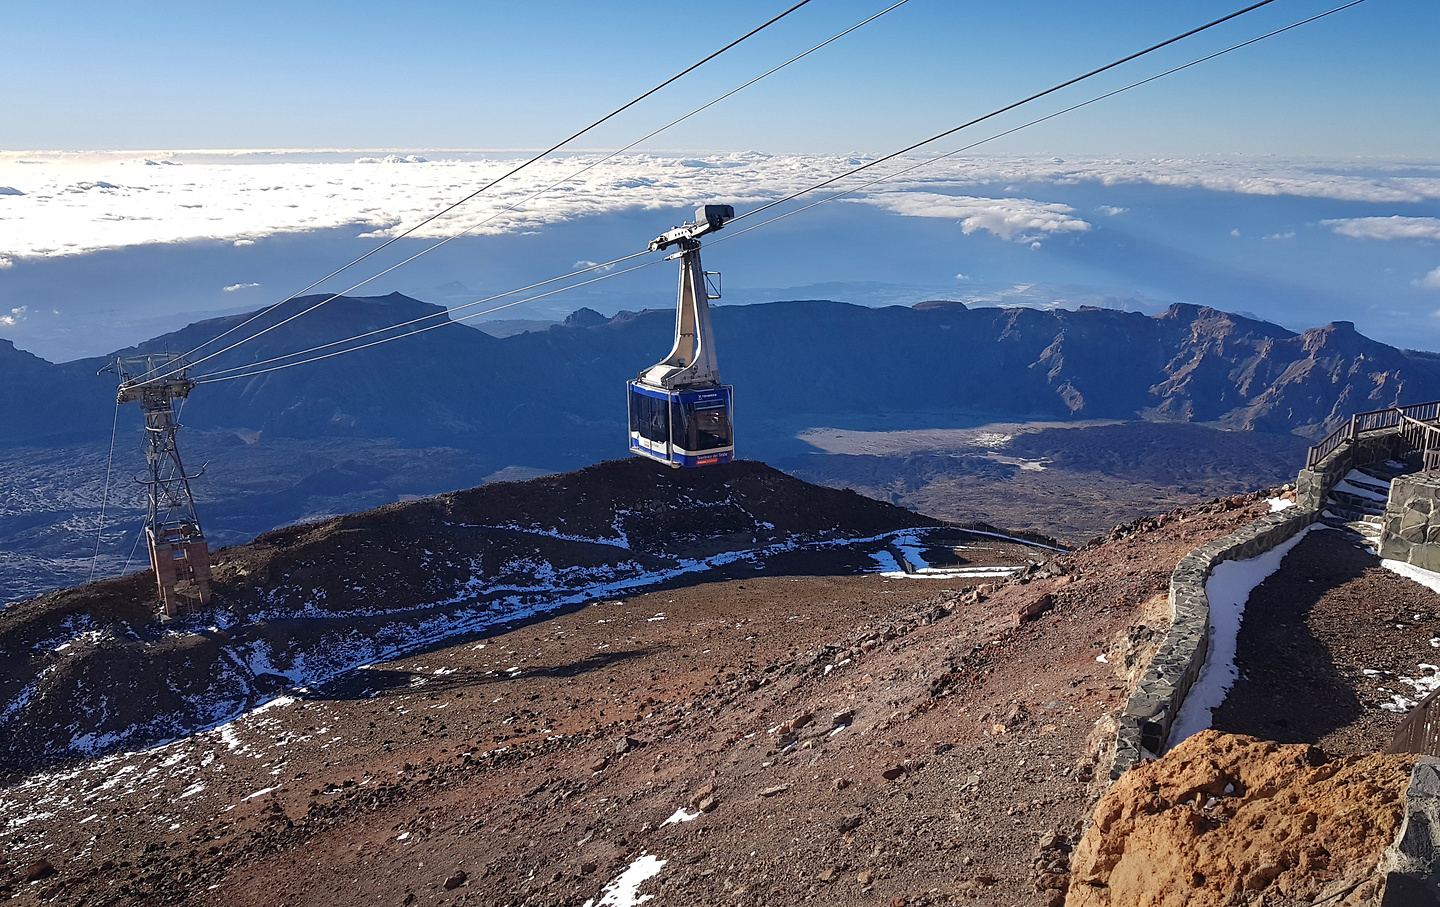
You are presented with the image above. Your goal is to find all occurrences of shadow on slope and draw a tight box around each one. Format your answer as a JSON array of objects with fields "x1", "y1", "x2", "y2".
[{"x1": 1209, "y1": 530, "x2": 1371, "y2": 748}]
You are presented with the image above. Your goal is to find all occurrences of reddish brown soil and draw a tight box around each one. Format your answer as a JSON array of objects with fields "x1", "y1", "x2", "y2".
[
  {"x1": 1, "y1": 460, "x2": 948, "y2": 772},
  {"x1": 1211, "y1": 527, "x2": 1440, "y2": 755},
  {"x1": 0, "y1": 494, "x2": 1274, "y2": 907}
]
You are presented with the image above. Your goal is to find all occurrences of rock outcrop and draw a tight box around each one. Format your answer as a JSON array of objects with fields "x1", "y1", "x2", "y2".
[{"x1": 1069, "y1": 730, "x2": 1416, "y2": 907}]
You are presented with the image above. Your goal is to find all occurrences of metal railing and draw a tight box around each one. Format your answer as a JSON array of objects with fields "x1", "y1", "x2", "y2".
[
  {"x1": 1388, "y1": 687, "x2": 1440, "y2": 757},
  {"x1": 1305, "y1": 400, "x2": 1440, "y2": 470},
  {"x1": 1400, "y1": 415, "x2": 1440, "y2": 473}
]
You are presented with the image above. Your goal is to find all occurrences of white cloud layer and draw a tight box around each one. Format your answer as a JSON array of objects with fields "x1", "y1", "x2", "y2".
[
  {"x1": 0, "y1": 306, "x2": 26, "y2": 326},
  {"x1": 222, "y1": 282, "x2": 260, "y2": 292},
  {"x1": 1421, "y1": 267, "x2": 1440, "y2": 290},
  {"x1": 1, "y1": 151, "x2": 1438, "y2": 260},
  {"x1": 858, "y1": 191, "x2": 1090, "y2": 241},
  {"x1": 1322, "y1": 216, "x2": 1440, "y2": 242}
]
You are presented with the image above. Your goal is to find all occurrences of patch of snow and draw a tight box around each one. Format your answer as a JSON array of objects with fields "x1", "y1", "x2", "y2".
[
  {"x1": 868, "y1": 548, "x2": 904, "y2": 575},
  {"x1": 892, "y1": 532, "x2": 932, "y2": 571},
  {"x1": 897, "y1": 566, "x2": 1023, "y2": 580},
  {"x1": 1381, "y1": 664, "x2": 1440, "y2": 713},
  {"x1": 1345, "y1": 468, "x2": 1391, "y2": 489},
  {"x1": 661, "y1": 807, "x2": 701, "y2": 826},
  {"x1": 583, "y1": 853, "x2": 667, "y2": 907},
  {"x1": 870, "y1": 540, "x2": 1023, "y2": 580},
  {"x1": 1266, "y1": 497, "x2": 1295, "y2": 513},
  {"x1": 250, "y1": 695, "x2": 295, "y2": 714},
  {"x1": 3, "y1": 810, "x2": 55, "y2": 832},
  {"x1": 1167, "y1": 526, "x2": 1314, "y2": 750},
  {"x1": 1335, "y1": 476, "x2": 1388, "y2": 502},
  {"x1": 241, "y1": 785, "x2": 280, "y2": 801}
]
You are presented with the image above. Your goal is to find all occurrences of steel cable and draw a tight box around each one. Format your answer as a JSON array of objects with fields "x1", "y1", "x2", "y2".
[
  {"x1": 193, "y1": 259, "x2": 663, "y2": 384},
  {"x1": 155, "y1": 0, "x2": 821, "y2": 382},
  {"x1": 727, "y1": 0, "x2": 1281, "y2": 227},
  {"x1": 713, "y1": 0, "x2": 1371, "y2": 247},
  {"x1": 88, "y1": 396, "x2": 121, "y2": 583},
  {"x1": 191, "y1": 0, "x2": 914, "y2": 382},
  {"x1": 194, "y1": 0, "x2": 1362, "y2": 387}
]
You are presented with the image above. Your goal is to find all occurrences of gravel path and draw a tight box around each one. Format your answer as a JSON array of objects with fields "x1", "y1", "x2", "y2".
[{"x1": 1211, "y1": 527, "x2": 1440, "y2": 756}]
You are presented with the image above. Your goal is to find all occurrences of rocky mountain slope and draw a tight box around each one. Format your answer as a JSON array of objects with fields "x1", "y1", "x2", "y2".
[
  {"x1": 0, "y1": 460, "x2": 1038, "y2": 774},
  {"x1": 3, "y1": 295, "x2": 1436, "y2": 456},
  {"x1": 0, "y1": 473, "x2": 1283, "y2": 907},
  {"x1": 3, "y1": 294, "x2": 1434, "y2": 604},
  {"x1": 7, "y1": 452, "x2": 1437, "y2": 905}
]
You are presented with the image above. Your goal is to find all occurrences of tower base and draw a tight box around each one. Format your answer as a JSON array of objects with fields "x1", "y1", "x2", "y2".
[{"x1": 147, "y1": 527, "x2": 212, "y2": 620}]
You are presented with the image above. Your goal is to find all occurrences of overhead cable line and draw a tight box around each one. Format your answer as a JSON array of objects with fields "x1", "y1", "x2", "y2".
[
  {"x1": 157, "y1": 0, "x2": 820, "y2": 381},
  {"x1": 193, "y1": 259, "x2": 665, "y2": 384},
  {"x1": 728, "y1": 0, "x2": 1279, "y2": 226},
  {"x1": 88, "y1": 397, "x2": 121, "y2": 583},
  {"x1": 193, "y1": 252, "x2": 650, "y2": 381},
  {"x1": 191, "y1": 0, "x2": 915, "y2": 383},
  {"x1": 118, "y1": 517, "x2": 147, "y2": 578},
  {"x1": 195, "y1": 0, "x2": 1358, "y2": 386},
  {"x1": 714, "y1": 0, "x2": 1370, "y2": 246}
]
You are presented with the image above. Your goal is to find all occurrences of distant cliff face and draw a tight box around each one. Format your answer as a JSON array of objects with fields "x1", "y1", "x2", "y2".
[
  {"x1": 720, "y1": 299, "x2": 1439, "y2": 441},
  {"x1": 2, "y1": 294, "x2": 1436, "y2": 458},
  {"x1": 1144, "y1": 307, "x2": 1426, "y2": 434}
]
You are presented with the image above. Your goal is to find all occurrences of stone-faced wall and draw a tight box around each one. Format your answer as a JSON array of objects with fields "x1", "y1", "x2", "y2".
[
  {"x1": 1109, "y1": 506, "x2": 1317, "y2": 780},
  {"x1": 1381, "y1": 474, "x2": 1440, "y2": 572}
]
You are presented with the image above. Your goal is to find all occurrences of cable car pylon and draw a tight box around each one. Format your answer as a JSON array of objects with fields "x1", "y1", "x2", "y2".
[
  {"x1": 104, "y1": 354, "x2": 213, "y2": 619},
  {"x1": 628, "y1": 205, "x2": 737, "y2": 468}
]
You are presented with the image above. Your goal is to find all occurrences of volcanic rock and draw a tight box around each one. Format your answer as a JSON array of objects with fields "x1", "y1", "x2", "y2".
[{"x1": 1067, "y1": 730, "x2": 1415, "y2": 906}]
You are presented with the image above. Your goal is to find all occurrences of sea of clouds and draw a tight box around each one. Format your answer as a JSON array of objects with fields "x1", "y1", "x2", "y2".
[
  {"x1": 3, "y1": 150, "x2": 1438, "y2": 259},
  {"x1": 1, "y1": 150, "x2": 1439, "y2": 359}
]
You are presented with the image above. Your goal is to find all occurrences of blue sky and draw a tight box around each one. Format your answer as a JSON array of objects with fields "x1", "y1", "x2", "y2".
[
  {"x1": 4, "y1": 0, "x2": 1437, "y2": 156},
  {"x1": 3, "y1": 1, "x2": 1439, "y2": 362}
]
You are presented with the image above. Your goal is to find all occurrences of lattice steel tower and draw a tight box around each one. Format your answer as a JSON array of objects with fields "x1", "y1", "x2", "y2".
[{"x1": 108, "y1": 354, "x2": 212, "y2": 618}]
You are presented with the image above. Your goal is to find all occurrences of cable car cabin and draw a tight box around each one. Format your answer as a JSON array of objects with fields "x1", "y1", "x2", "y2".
[{"x1": 627, "y1": 381, "x2": 734, "y2": 468}]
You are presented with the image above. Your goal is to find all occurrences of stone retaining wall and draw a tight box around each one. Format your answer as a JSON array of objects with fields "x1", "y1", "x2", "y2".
[
  {"x1": 1380, "y1": 473, "x2": 1440, "y2": 572},
  {"x1": 1379, "y1": 757, "x2": 1440, "y2": 904},
  {"x1": 1109, "y1": 506, "x2": 1317, "y2": 780}
]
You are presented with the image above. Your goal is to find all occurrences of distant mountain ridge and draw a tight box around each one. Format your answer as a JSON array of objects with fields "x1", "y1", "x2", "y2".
[{"x1": 2, "y1": 294, "x2": 1436, "y2": 469}]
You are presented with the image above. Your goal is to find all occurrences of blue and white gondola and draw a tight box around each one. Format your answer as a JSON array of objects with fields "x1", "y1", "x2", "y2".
[
  {"x1": 627, "y1": 204, "x2": 736, "y2": 469},
  {"x1": 627, "y1": 382, "x2": 734, "y2": 467}
]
